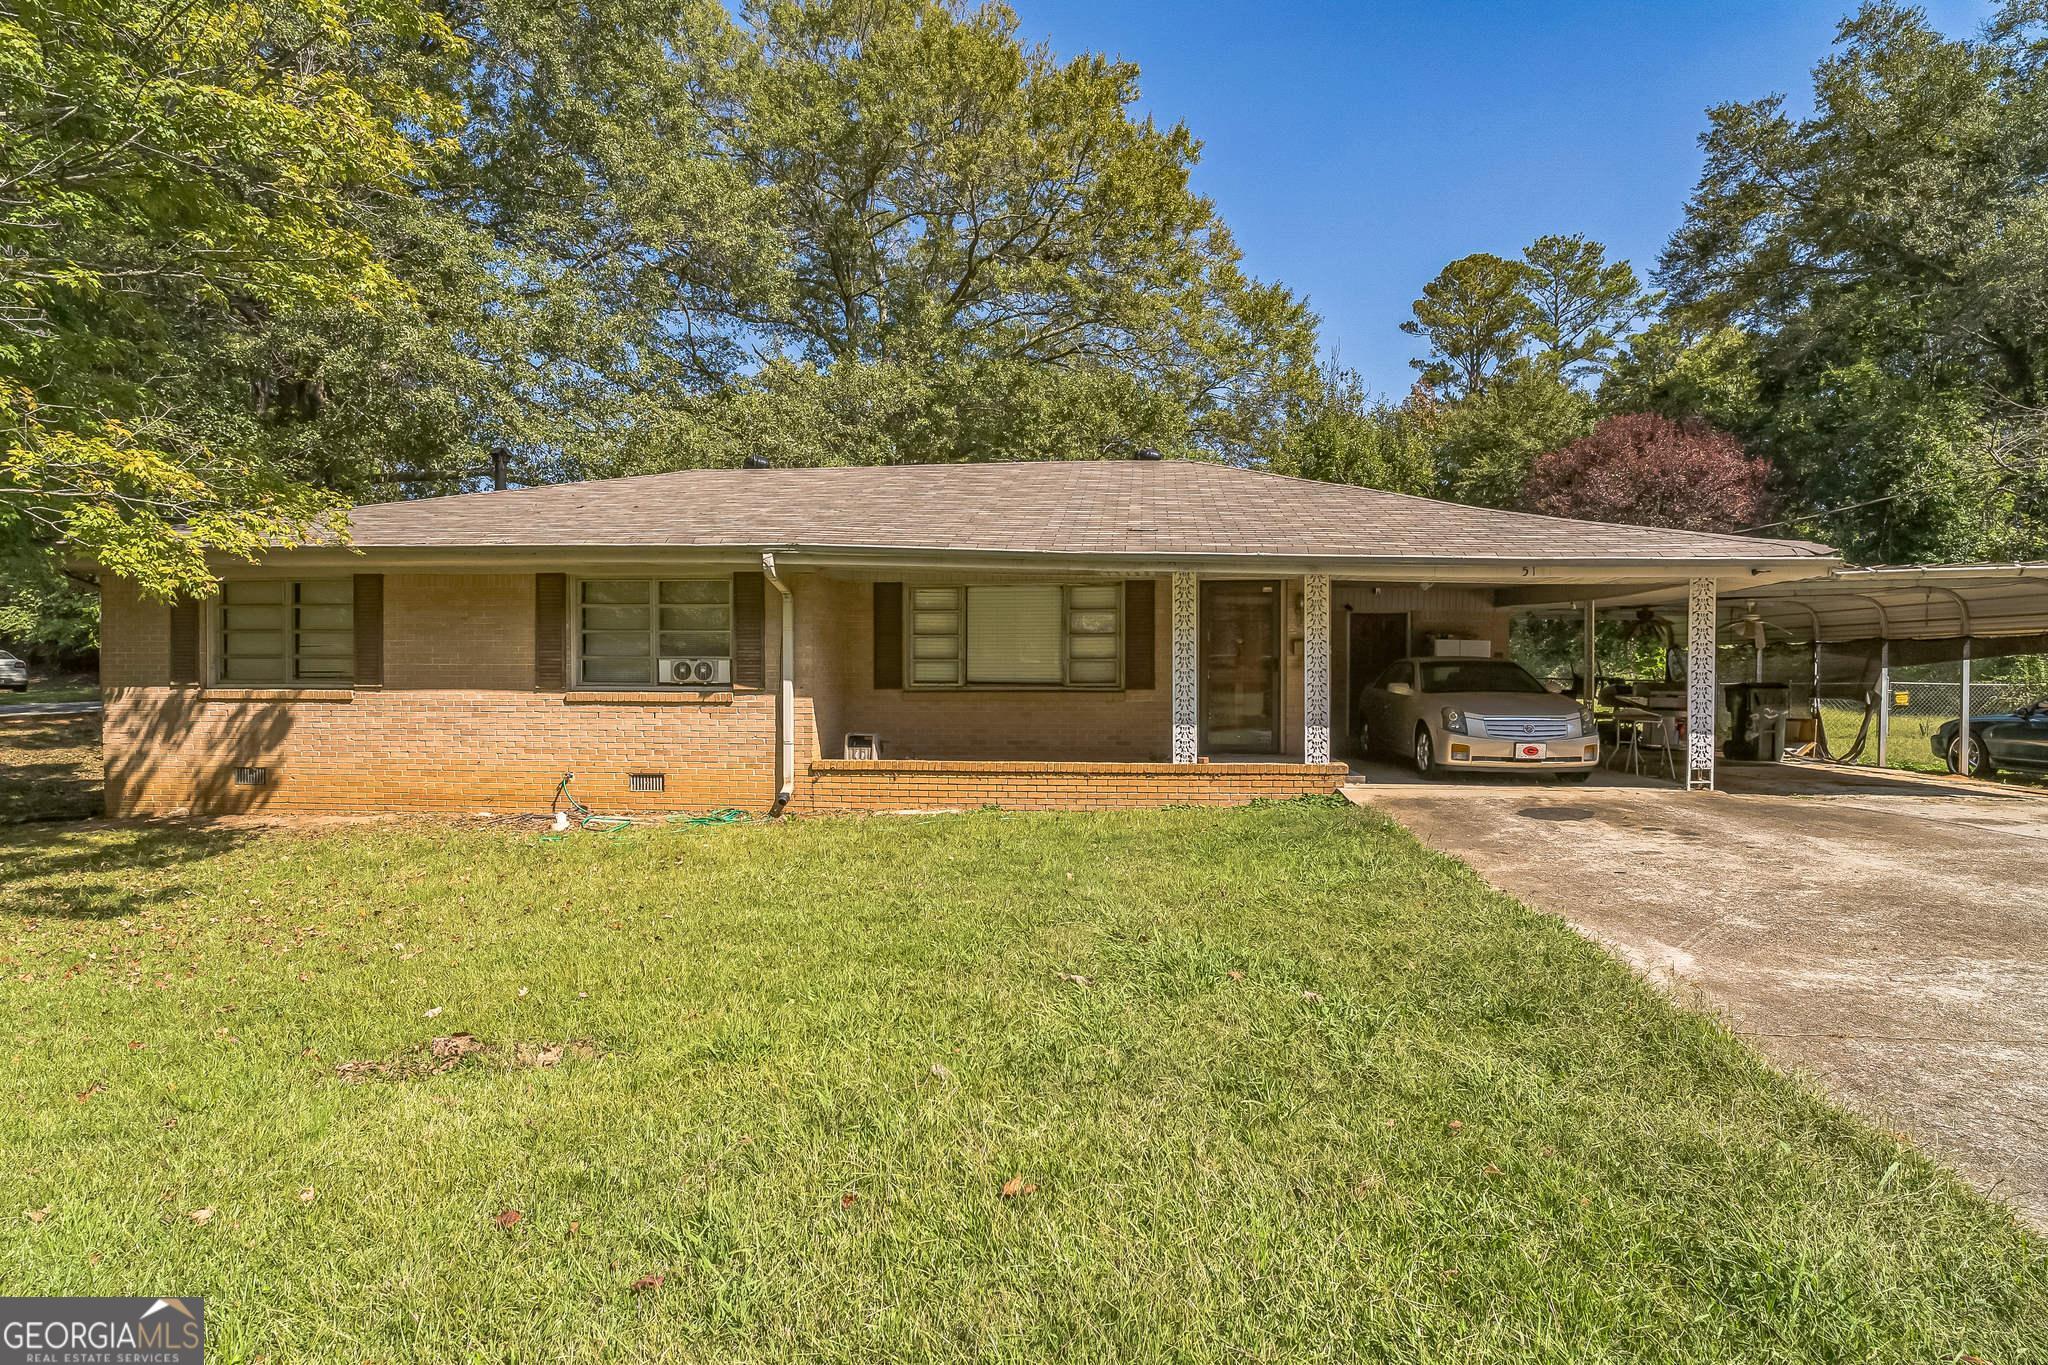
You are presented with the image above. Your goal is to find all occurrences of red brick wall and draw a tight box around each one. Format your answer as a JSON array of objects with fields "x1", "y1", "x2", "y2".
[
  {"x1": 799, "y1": 572, "x2": 1173, "y2": 762},
  {"x1": 798, "y1": 759, "x2": 1349, "y2": 813},
  {"x1": 101, "y1": 572, "x2": 804, "y2": 816},
  {"x1": 98, "y1": 569, "x2": 1356, "y2": 818}
]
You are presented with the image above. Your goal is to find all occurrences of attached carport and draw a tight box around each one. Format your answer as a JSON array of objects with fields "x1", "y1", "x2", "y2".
[{"x1": 1503, "y1": 563, "x2": 2048, "y2": 779}]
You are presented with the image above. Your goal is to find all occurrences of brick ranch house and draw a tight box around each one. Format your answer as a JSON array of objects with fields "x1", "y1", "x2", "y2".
[{"x1": 96, "y1": 459, "x2": 1837, "y2": 816}]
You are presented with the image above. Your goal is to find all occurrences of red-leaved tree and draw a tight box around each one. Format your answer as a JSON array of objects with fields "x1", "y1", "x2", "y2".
[{"x1": 1520, "y1": 413, "x2": 1771, "y2": 532}]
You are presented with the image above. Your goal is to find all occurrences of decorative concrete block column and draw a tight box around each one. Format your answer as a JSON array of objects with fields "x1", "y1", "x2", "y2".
[
  {"x1": 1686, "y1": 577, "x2": 1717, "y2": 790},
  {"x1": 1302, "y1": 573, "x2": 1331, "y2": 764},
  {"x1": 1170, "y1": 571, "x2": 1198, "y2": 763}
]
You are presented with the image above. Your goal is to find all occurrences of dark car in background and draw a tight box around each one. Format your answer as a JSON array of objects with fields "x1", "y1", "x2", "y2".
[{"x1": 1934, "y1": 700, "x2": 2048, "y2": 777}]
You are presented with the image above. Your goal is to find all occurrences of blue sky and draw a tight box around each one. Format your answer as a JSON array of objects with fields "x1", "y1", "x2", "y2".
[{"x1": 1007, "y1": 0, "x2": 1994, "y2": 396}]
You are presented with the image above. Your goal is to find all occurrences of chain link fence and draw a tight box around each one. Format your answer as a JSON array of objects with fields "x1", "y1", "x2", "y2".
[{"x1": 1815, "y1": 680, "x2": 2043, "y2": 773}]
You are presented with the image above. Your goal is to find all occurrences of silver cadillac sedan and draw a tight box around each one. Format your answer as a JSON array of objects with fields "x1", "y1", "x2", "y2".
[{"x1": 1355, "y1": 657, "x2": 1599, "y2": 780}]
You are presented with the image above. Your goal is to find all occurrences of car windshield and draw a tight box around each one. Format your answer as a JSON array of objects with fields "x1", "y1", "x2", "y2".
[{"x1": 1416, "y1": 660, "x2": 1548, "y2": 695}]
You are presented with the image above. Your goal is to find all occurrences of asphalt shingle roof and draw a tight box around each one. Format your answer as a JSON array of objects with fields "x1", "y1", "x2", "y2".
[{"x1": 341, "y1": 460, "x2": 1834, "y2": 563}]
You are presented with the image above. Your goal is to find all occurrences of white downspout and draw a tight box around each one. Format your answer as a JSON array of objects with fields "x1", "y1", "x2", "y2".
[{"x1": 762, "y1": 552, "x2": 796, "y2": 815}]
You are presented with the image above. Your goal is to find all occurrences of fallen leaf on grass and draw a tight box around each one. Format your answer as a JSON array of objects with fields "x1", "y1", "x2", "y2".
[
  {"x1": 493, "y1": 1208, "x2": 522, "y2": 1230},
  {"x1": 1300, "y1": 990, "x2": 1323, "y2": 1003},
  {"x1": 629, "y1": 1272, "x2": 665, "y2": 1293},
  {"x1": 297, "y1": 1188, "x2": 316, "y2": 1203},
  {"x1": 188, "y1": 1208, "x2": 213, "y2": 1225},
  {"x1": 999, "y1": 1176, "x2": 1038, "y2": 1199},
  {"x1": 1446, "y1": 1120, "x2": 1464, "y2": 1133},
  {"x1": 25, "y1": 1206, "x2": 51, "y2": 1224},
  {"x1": 74, "y1": 1083, "x2": 104, "y2": 1103},
  {"x1": 1226, "y1": 970, "x2": 1246, "y2": 982},
  {"x1": 929, "y1": 1062, "x2": 954, "y2": 1083},
  {"x1": 1481, "y1": 1163, "x2": 1503, "y2": 1178},
  {"x1": 423, "y1": 1006, "x2": 443, "y2": 1019},
  {"x1": 1053, "y1": 972, "x2": 1092, "y2": 988},
  {"x1": 840, "y1": 1191, "x2": 859, "y2": 1209}
]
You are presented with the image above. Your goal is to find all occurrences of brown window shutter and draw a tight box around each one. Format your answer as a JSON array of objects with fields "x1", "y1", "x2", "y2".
[
  {"x1": 873, "y1": 581, "x2": 903, "y2": 689},
  {"x1": 731, "y1": 570, "x2": 765, "y2": 688},
  {"x1": 1124, "y1": 579, "x2": 1156, "y2": 689},
  {"x1": 168, "y1": 599, "x2": 201, "y2": 684},
  {"x1": 352, "y1": 574, "x2": 384, "y2": 687},
  {"x1": 534, "y1": 572, "x2": 567, "y2": 690}
]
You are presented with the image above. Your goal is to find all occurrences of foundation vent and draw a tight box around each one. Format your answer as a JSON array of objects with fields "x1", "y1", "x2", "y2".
[
  {"x1": 628, "y1": 772, "x2": 666, "y2": 794},
  {"x1": 232, "y1": 766, "x2": 268, "y2": 787}
]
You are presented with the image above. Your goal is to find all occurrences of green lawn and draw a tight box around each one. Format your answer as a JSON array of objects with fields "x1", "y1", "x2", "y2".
[{"x1": 3, "y1": 802, "x2": 2043, "y2": 1363}]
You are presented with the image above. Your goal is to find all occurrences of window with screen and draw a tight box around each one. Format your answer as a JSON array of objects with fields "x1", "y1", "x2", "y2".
[
  {"x1": 578, "y1": 578, "x2": 731, "y2": 686},
  {"x1": 218, "y1": 579, "x2": 353, "y2": 685},
  {"x1": 907, "y1": 583, "x2": 1123, "y2": 688}
]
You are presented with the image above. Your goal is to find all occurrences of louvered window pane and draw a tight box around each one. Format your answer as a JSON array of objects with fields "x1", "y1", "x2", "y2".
[{"x1": 966, "y1": 587, "x2": 1062, "y2": 684}]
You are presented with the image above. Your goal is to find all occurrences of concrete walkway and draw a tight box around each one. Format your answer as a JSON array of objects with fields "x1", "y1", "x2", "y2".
[{"x1": 1348, "y1": 760, "x2": 2048, "y2": 1228}]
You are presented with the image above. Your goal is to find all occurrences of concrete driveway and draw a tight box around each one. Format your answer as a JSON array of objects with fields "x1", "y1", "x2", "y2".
[{"x1": 1348, "y1": 759, "x2": 2048, "y2": 1229}]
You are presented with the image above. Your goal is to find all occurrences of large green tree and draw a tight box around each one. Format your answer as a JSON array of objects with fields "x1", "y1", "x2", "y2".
[
  {"x1": 437, "y1": 0, "x2": 1320, "y2": 477},
  {"x1": 0, "y1": 0, "x2": 462, "y2": 598},
  {"x1": 1657, "y1": 0, "x2": 2048, "y2": 561}
]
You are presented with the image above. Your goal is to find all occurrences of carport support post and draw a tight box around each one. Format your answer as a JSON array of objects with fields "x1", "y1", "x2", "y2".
[
  {"x1": 1581, "y1": 600, "x2": 1597, "y2": 703},
  {"x1": 1961, "y1": 638, "x2": 1972, "y2": 774},
  {"x1": 1878, "y1": 641, "x2": 1891, "y2": 769},
  {"x1": 1685, "y1": 578, "x2": 1717, "y2": 791},
  {"x1": 1303, "y1": 574, "x2": 1331, "y2": 764},
  {"x1": 1170, "y1": 572, "x2": 1198, "y2": 763}
]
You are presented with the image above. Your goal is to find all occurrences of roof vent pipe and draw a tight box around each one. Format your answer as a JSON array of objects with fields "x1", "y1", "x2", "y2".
[
  {"x1": 1131, "y1": 448, "x2": 1163, "y2": 461},
  {"x1": 743, "y1": 455, "x2": 772, "y2": 469}
]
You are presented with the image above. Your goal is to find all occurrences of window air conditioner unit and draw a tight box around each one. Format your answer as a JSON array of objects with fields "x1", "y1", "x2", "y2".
[
  {"x1": 660, "y1": 657, "x2": 731, "y2": 686},
  {"x1": 844, "y1": 732, "x2": 882, "y2": 759}
]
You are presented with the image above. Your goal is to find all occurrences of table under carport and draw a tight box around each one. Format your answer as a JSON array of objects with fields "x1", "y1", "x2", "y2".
[{"x1": 1504, "y1": 563, "x2": 2048, "y2": 785}]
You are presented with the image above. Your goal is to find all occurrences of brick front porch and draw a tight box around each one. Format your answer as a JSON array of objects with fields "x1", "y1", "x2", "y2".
[{"x1": 797, "y1": 758, "x2": 1350, "y2": 813}]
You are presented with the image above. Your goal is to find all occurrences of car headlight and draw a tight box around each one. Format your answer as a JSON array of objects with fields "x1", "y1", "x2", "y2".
[
  {"x1": 1573, "y1": 706, "x2": 1594, "y2": 738},
  {"x1": 1440, "y1": 708, "x2": 1467, "y2": 735}
]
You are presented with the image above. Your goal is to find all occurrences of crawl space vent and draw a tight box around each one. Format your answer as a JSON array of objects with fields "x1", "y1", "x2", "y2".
[
  {"x1": 628, "y1": 772, "x2": 666, "y2": 793},
  {"x1": 232, "y1": 766, "x2": 268, "y2": 787}
]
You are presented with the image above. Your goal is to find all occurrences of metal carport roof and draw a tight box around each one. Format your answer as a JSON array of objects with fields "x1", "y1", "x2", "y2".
[{"x1": 1507, "y1": 563, "x2": 2048, "y2": 650}]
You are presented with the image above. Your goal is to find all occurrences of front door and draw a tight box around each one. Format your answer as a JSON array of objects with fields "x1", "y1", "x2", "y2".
[
  {"x1": 1201, "y1": 580, "x2": 1281, "y2": 753},
  {"x1": 1346, "y1": 612, "x2": 1409, "y2": 754}
]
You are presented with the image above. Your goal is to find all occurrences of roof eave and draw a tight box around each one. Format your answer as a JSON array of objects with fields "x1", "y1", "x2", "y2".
[{"x1": 199, "y1": 541, "x2": 1841, "y2": 586}]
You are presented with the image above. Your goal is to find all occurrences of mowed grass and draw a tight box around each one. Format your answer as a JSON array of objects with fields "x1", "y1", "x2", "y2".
[{"x1": 2, "y1": 802, "x2": 2043, "y2": 1363}]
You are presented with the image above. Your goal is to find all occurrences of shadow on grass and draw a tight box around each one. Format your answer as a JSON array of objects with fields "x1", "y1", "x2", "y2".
[
  {"x1": 0, "y1": 714, "x2": 103, "y2": 823},
  {"x1": 0, "y1": 822, "x2": 260, "y2": 920}
]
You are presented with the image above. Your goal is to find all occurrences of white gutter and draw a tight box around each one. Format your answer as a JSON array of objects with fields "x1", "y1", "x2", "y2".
[{"x1": 761, "y1": 552, "x2": 795, "y2": 816}]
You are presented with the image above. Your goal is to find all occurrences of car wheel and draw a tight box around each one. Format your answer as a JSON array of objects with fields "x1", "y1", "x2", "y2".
[
  {"x1": 1412, "y1": 726, "x2": 1439, "y2": 779},
  {"x1": 1354, "y1": 717, "x2": 1372, "y2": 758},
  {"x1": 1948, "y1": 732, "x2": 1995, "y2": 778}
]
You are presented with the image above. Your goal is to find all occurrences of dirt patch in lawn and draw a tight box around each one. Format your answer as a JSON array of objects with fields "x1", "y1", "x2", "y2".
[
  {"x1": 334, "y1": 1034, "x2": 601, "y2": 1083},
  {"x1": 0, "y1": 713, "x2": 103, "y2": 822}
]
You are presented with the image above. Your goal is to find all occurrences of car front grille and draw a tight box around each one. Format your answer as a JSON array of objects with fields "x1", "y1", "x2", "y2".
[{"x1": 1470, "y1": 714, "x2": 1574, "y2": 740}]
